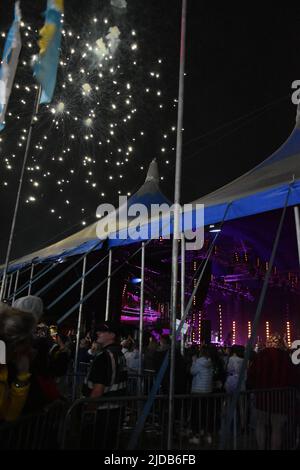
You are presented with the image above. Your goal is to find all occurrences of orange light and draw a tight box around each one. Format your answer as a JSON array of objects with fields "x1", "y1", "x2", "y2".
[
  {"x1": 248, "y1": 321, "x2": 252, "y2": 339},
  {"x1": 266, "y1": 322, "x2": 270, "y2": 341},
  {"x1": 286, "y1": 322, "x2": 292, "y2": 347},
  {"x1": 218, "y1": 305, "x2": 223, "y2": 342},
  {"x1": 232, "y1": 321, "x2": 236, "y2": 345}
]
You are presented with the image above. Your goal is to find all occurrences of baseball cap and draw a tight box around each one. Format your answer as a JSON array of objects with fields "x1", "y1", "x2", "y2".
[
  {"x1": 12, "y1": 296, "x2": 44, "y2": 321},
  {"x1": 95, "y1": 321, "x2": 122, "y2": 336}
]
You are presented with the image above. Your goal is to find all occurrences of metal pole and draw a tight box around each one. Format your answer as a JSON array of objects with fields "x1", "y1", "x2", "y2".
[
  {"x1": 28, "y1": 263, "x2": 35, "y2": 295},
  {"x1": 180, "y1": 234, "x2": 186, "y2": 356},
  {"x1": 105, "y1": 250, "x2": 113, "y2": 321},
  {"x1": 12, "y1": 270, "x2": 20, "y2": 303},
  {"x1": 168, "y1": 0, "x2": 187, "y2": 450},
  {"x1": 0, "y1": 276, "x2": 4, "y2": 300},
  {"x1": 0, "y1": 85, "x2": 41, "y2": 301},
  {"x1": 294, "y1": 206, "x2": 300, "y2": 266},
  {"x1": 10, "y1": 262, "x2": 55, "y2": 301},
  {"x1": 233, "y1": 407, "x2": 237, "y2": 450},
  {"x1": 7, "y1": 274, "x2": 14, "y2": 300},
  {"x1": 57, "y1": 242, "x2": 149, "y2": 325},
  {"x1": 72, "y1": 255, "x2": 87, "y2": 401},
  {"x1": 2, "y1": 276, "x2": 8, "y2": 300},
  {"x1": 138, "y1": 243, "x2": 145, "y2": 396}
]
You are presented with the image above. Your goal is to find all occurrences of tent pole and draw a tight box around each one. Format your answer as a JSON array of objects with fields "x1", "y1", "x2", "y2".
[
  {"x1": 57, "y1": 243, "x2": 149, "y2": 325},
  {"x1": 105, "y1": 249, "x2": 113, "y2": 321},
  {"x1": 35, "y1": 240, "x2": 103, "y2": 299},
  {"x1": 138, "y1": 242, "x2": 145, "y2": 397},
  {"x1": 180, "y1": 234, "x2": 186, "y2": 356},
  {"x1": 28, "y1": 263, "x2": 35, "y2": 295},
  {"x1": 0, "y1": 85, "x2": 41, "y2": 302},
  {"x1": 168, "y1": 0, "x2": 187, "y2": 451},
  {"x1": 9, "y1": 263, "x2": 55, "y2": 301},
  {"x1": 2, "y1": 276, "x2": 8, "y2": 300},
  {"x1": 47, "y1": 256, "x2": 107, "y2": 311},
  {"x1": 0, "y1": 276, "x2": 4, "y2": 300},
  {"x1": 294, "y1": 206, "x2": 300, "y2": 267},
  {"x1": 72, "y1": 255, "x2": 87, "y2": 401},
  {"x1": 7, "y1": 274, "x2": 14, "y2": 300},
  {"x1": 12, "y1": 270, "x2": 20, "y2": 303}
]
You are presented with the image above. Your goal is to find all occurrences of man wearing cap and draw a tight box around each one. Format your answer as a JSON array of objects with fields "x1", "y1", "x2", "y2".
[{"x1": 84, "y1": 321, "x2": 127, "y2": 449}]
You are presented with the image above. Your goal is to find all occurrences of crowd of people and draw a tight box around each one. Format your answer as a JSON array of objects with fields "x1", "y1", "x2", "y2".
[
  {"x1": 0, "y1": 296, "x2": 72, "y2": 422},
  {"x1": 0, "y1": 294, "x2": 299, "y2": 450}
]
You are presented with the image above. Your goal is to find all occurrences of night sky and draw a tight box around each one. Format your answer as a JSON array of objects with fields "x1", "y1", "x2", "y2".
[{"x1": 1, "y1": 1, "x2": 300, "y2": 262}]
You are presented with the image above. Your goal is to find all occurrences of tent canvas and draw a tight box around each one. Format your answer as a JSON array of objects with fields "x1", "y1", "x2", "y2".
[
  {"x1": 195, "y1": 127, "x2": 300, "y2": 226},
  {"x1": 2, "y1": 160, "x2": 172, "y2": 271},
  {"x1": 3, "y1": 123, "x2": 300, "y2": 273}
]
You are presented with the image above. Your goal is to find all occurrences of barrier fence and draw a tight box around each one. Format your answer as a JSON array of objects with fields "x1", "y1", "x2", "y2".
[
  {"x1": 0, "y1": 400, "x2": 68, "y2": 450},
  {"x1": 63, "y1": 363, "x2": 157, "y2": 400},
  {"x1": 0, "y1": 388, "x2": 298, "y2": 450}
]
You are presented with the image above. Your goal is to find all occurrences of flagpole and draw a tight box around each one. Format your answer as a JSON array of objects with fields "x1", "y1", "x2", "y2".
[
  {"x1": 0, "y1": 85, "x2": 41, "y2": 301},
  {"x1": 168, "y1": 0, "x2": 187, "y2": 450}
]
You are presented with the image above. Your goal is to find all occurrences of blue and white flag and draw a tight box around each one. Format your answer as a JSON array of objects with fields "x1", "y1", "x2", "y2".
[
  {"x1": 0, "y1": 2, "x2": 22, "y2": 131},
  {"x1": 33, "y1": 0, "x2": 64, "y2": 105}
]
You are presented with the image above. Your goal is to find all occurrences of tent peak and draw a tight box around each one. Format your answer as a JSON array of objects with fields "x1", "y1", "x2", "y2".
[{"x1": 145, "y1": 159, "x2": 159, "y2": 183}]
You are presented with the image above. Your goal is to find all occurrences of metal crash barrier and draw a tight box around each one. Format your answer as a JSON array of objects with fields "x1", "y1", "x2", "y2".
[
  {"x1": 64, "y1": 365, "x2": 157, "y2": 400},
  {"x1": 0, "y1": 388, "x2": 298, "y2": 450},
  {"x1": 0, "y1": 400, "x2": 68, "y2": 450},
  {"x1": 61, "y1": 388, "x2": 299, "y2": 450}
]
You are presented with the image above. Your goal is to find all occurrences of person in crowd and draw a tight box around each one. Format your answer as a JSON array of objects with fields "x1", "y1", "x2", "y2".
[
  {"x1": 82, "y1": 321, "x2": 127, "y2": 449},
  {"x1": 0, "y1": 302, "x2": 36, "y2": 422},
  {"x1": 220, "y1": 346, "x2": 230, "y2": 368},
  {"x1": 17, "y1": 301, "x2": 68, "y2": 412},
  {"x1": 144, "y1": 335, "x2": 159, "y2": 371},
  {"x1": 49, "y1": 333, "x2": 71, "y2": 377},
  {"x1": 210, "y1": 345, "x2": 226, "y2": 392},
  {"x1": 126, "y1": 342, "x2": 140, "y2": 374},
  {"x1": 35, "y1": 322, "x2": 50, "y2": 338},
  {"x1": 224, "y1": 345, "x2": 246, "y2": 431},
  {"x1": 153, "y1": 335, "x2": 188, "y2": 394},
  {"x1": 78, "y1": 337, "x2": 92, "y2": 363},
  {"x1": 153, "y1": 334, "x2": 170, "y2": 390},
  {"x1": 123, "y1": 341, "x2": 140, "y2": 396},
  {"x1": 76, "y1": 339, "x2": 100, "y2": 398},
  {"x1": 189, "y1": 345, "x2": 214, "y2": 445},
  {"x1": 87, "y1": 340, "x2": 102, "y2": 359},
  {"x1": 12, "y1": 296, "x2": 44, "y2": 324},
  {"x1": 224, "y1": 345, "x2": 246, "y2": 394},
  {"x1": 290, "y1": 342, "x2": 300, "y2": 449},
  {"x1": 48, "y1": 334, "x2": 72, "y2": 396},
  {"x1": 23, "y1": 323, "x2": 61, "y2": 413},
  {"x1": 184, "y1": 345, "x2": 199, "y2": 393},
  {"x1": 190, "y1": 345, "x2": 213, "y2": 394},
  {"x1": 247, "y1": 333, "x2": 298, "y2": 450},
  {"x1": 153, "y1": 335, "x2": 171, "y2": 394},
  {"x1": 152, "y1": 335, "x2": 187, "y2": 443},
  {"x1": 121, "y1": 336, "x2": 136, "y2": 367}
]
